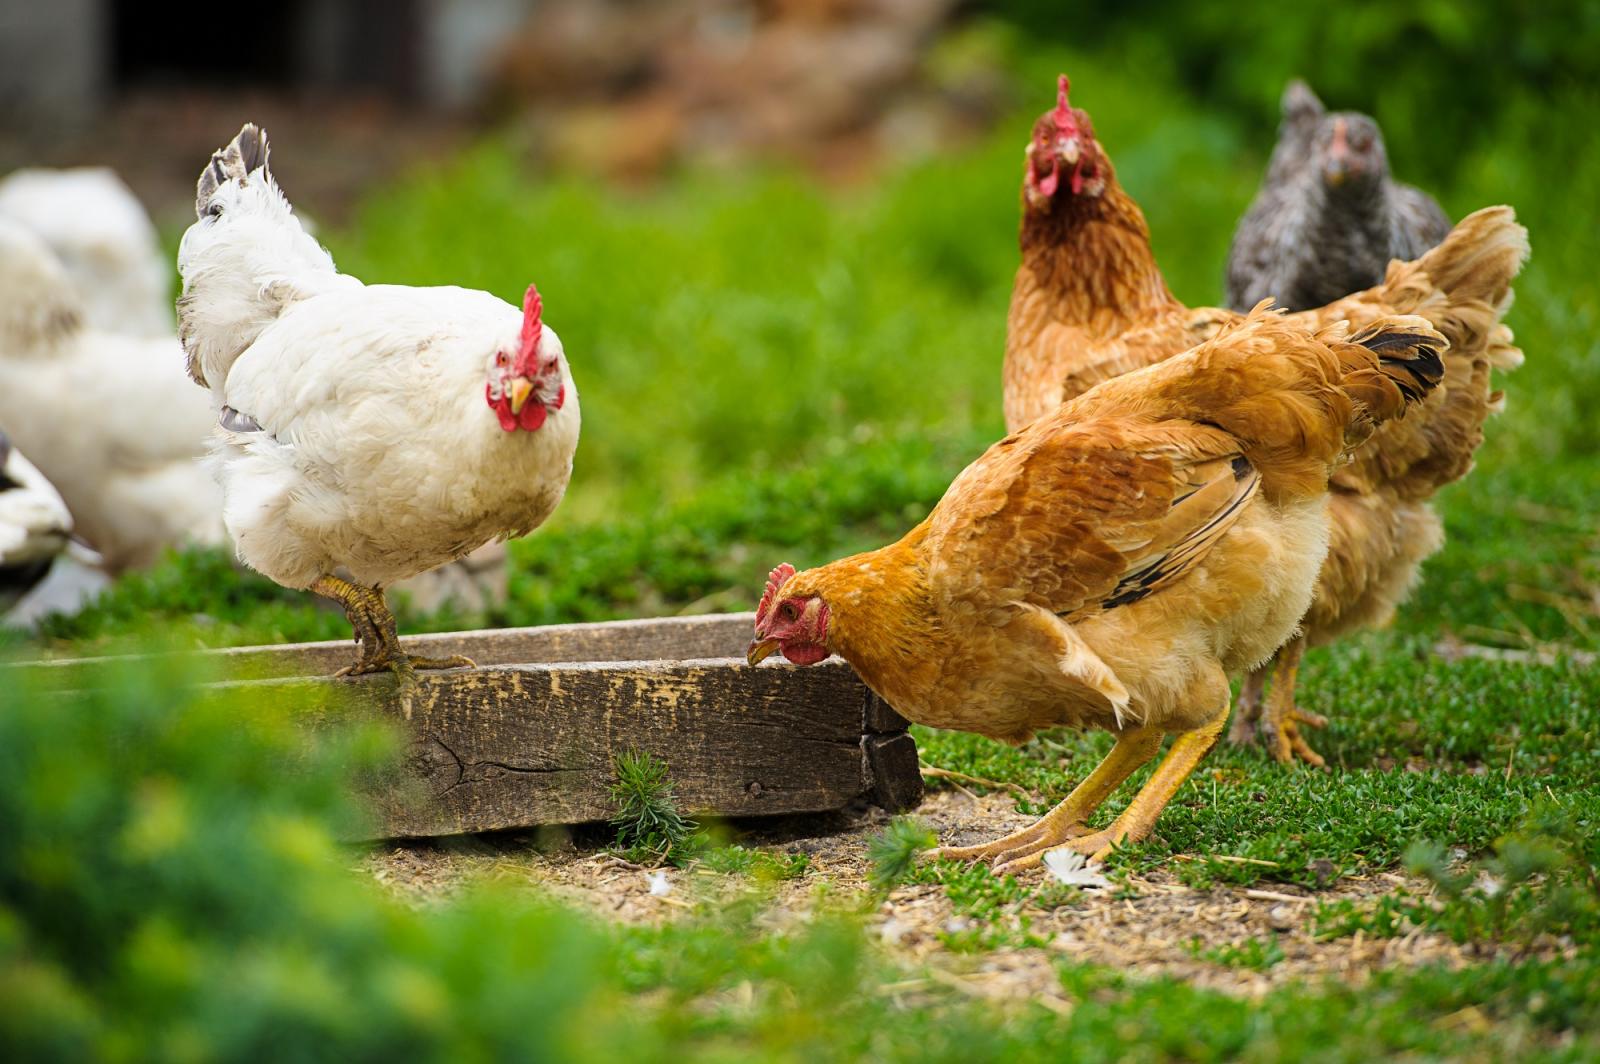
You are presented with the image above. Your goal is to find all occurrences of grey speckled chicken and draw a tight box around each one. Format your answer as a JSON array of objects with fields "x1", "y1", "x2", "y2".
[{"x1": 1226, "y1": 81, "x2": 1453, "y2": 313}]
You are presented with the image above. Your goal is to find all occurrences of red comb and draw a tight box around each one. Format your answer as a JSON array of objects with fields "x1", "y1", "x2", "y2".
[
  {"x1": 1053, "y1": 74, "x2": 1076, "y2": 131},
  {"x1": 756, "y1": 563, "x2": 797, "y2": 623},
  {"x1": 519, "y1": 283, "x2": 543, "y2": 357}
]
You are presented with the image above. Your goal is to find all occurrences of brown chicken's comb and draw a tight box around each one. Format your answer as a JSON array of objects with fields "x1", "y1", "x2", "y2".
[
  {"x1": 756, "y1": 563, "x2": 797, "y2": 622},
  {"x1": 1053, "y1": 74, "x2": 1076, "y2": 131}
]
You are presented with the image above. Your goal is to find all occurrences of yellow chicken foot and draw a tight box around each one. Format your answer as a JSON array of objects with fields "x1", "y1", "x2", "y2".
[
  {"x1": 1227, "y1": 664, "x2": 1269, "y2": 745},
  {"x1": 934, "y1": 725, "x2": 1165, "y2": 869},
  {"x1": 1255, "y1": 636, "x2": 1328, "y2": 767},
  {"x1": 309, "y1": 575, "x2": 474, "y2": 678},
  {"x1": 1013, "y1": 705, "x2": 1228, "y2": 871}
]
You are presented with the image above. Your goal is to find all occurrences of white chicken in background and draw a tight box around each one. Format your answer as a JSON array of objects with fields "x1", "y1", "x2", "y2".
[
  {"x1": 0, "y1": 430, "x2": 73, "y2": 614},
  {"x1": 0, "y1": 167, "x2": 173, "y2": 338},
  {"x1": 178, "y1": 125, "x2": 580, "y2": 676},
  {"x1": 0, "y1": 218, "x2": 223, "y2": 574}
]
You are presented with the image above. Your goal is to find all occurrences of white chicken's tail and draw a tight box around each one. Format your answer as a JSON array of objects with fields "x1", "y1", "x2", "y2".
[
  {"x1": 177, "y1": 123, "x2": 347, "y2": 390},
  {"x1": 0, "y1": 432, "x2": 72, "y2": 609}
]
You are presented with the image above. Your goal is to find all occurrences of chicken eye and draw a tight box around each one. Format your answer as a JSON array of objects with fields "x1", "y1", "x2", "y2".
[
  {"x1": 779, "y1": 602, "x2": 799, "y2": 622},
  {"x1": 496, "y1": 352, "x2": 510, "y2": 368}
]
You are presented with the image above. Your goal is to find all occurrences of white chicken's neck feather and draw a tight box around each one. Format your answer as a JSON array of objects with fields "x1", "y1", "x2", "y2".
[{"x1": 178, "y1": 174, "x2": 346, "y2": 390}]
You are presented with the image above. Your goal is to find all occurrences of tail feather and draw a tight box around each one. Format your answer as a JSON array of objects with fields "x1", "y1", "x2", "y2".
[
  {"x1": 177, "y1": 123, "x2": 343, "y2": 391},
  {"x1": 195, "y1": 123, "x2": 271, "y2": 219},
  {"x1": 1404, "y1": 206, "x2": 1528, "y2": 312},
  {"x1": 1334, "y1": 206, "x2": 1529, "y2": 499},
  {"x1": 1321, "y1": 316, "x2": 1449, "y2": 494},
  {"x1": 1339, "y1": 316, "x2": 1446, "y2": 414},
  {"x1": 1081, "y1": 307, "x2": 1446, "y2": 504}
]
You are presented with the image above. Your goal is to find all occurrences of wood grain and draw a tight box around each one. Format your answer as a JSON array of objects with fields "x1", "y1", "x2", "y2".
[{"x1": 15, "y1": 614, "x2": 924, "y2": 838}]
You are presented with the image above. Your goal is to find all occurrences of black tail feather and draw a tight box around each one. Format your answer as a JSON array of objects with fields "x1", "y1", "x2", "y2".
[{"x1": 1351, "y1": 321, "x2": 1445, "y2": 402}]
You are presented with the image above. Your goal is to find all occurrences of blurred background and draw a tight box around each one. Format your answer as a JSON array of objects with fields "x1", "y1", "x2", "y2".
[
  {"x1": 1, "y1": 0, "x2": 1595, "y2": 645},
  {"x1": 3, "y1": 6, "x2": 1600, "y2": 1059}
]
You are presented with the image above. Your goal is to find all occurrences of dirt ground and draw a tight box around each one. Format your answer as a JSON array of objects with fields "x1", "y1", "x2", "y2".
[{"x1": 362, "y1": 789, "x2": 1562, "y2": 1004}]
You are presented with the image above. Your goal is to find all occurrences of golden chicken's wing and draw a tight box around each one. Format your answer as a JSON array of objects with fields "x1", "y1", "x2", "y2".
[{"x1": 925, "y1": 419, "x2": 1259, "y2": 629}]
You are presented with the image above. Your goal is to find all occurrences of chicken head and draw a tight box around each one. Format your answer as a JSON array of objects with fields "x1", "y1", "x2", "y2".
[
  {"x1": 1023, "y1": 74, "x2": 1107, "y2": 209},
  {"x1": 747, "y1": 562, "x2": 830, "y2": 665},
  {"x1": 486, "y1": 284, "x2": 568, "y2": 432}
]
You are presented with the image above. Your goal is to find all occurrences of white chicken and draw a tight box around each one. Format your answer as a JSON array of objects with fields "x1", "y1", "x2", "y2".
[
  {"x1": 0, "y1": 167, "x2": 173, "y2": 338},
  {"x1": 177, "y1": 124, "x2": 581, "y2": 676},
  {"x1": 0, "y1": 430, "x2": 73, "y2": 614},
  {"x1": 0, "y1": 218, "x2": 223, "y2": 574}
]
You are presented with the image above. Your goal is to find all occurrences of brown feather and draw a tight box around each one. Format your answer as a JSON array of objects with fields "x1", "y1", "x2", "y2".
[
  {"x1": 1001, "y1": 96, "x2": 1526, "y2": 711},
  {"x1": 772, "y1": 310, "x2": 1440, "y2": 746}
]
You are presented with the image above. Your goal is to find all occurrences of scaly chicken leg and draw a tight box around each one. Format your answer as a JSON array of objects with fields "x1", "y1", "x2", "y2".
[
  {"x1": 309, "y1": 575, "x2": 474, "y2": 678},
  {"x1": 934, "y1": 724, "x2": 1166, "y2": 866},
  {"x1": 1000, "y1": 702, "x2": 1229, "y2": 872},
  {"x1": 1254, "y1": 635, "x2": 1328, "y2": 767},
  {"x1": 1227, "y1": 666, "x2": 1267, "y2": 745}
]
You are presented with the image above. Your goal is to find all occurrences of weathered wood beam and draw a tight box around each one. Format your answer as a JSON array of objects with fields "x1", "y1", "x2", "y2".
[{"x1": 13, "y1": 613, "x2": 925, "y2": 838}]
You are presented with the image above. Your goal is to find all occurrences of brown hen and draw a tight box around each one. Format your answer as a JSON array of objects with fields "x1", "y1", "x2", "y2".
[
  {"x1": 750, "y1": 311, "x2": 1444, "y2": 870},
  {"x1": 1004, "y1": 75, "x2": 1527, "y2": 765}
]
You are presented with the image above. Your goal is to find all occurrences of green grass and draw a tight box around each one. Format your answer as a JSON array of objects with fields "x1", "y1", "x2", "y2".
[
  {"x1": 4, "y1": 26, "x2": 1599, "y2": 1062},
  {"x1": 4, "y1": 651, "x2": 1595, "y2": 1061},
  {"x1": 609, "y1": 751, "x2": 700, "y2": 866},
  {"x1": 1187, "y1": 934, "x2": 1286, "y2": 972}
]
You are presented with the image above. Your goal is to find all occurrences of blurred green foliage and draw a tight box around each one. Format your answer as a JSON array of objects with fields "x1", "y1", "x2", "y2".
[
  {"x1": 4, "y1": 8, "x2": 1600, "y2": 1057},
  {"x1": 989, "y1": 0, "x2": 1600, "y2": 181},
  {"x1": 3, "y1": 658, "x2": 1596, "y2": 1060}
]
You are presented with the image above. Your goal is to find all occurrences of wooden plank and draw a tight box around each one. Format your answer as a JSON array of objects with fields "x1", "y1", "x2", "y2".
[
  {"x1": 11, "y1": 612, "x2": 760, "y2": 680},
  {"x1": 863, "y1": 733, "x2": 923, "y2": 813},
  {"x1": 12, "y1": 612, "x2": 923, "y2": 837},
  {"x1": 268, "y1": 656, "x2": 904, "y2": 837}
]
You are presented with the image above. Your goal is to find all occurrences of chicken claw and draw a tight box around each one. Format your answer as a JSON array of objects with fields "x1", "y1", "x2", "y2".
[
  {"x1": 311, "y1": 574, "x2": 475, "y2": 679},
  {"x1": 934, "y1": 724, "x2": 1165, "y2": 870},
  {"x1": 999, "y1": 709, "x2": 1228, "y2": 873},
  {"x1": 1252, "y1": 636, "x2": 1329, "y2": 768},
  {"x1": 1263, "y1": 706, "x2": 1328, "y2": 768}
]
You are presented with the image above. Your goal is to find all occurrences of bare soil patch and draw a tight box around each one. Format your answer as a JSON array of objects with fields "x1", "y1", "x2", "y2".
[{"x1": 362, "y1": 790, "x2": 1567, "y2": 1003}]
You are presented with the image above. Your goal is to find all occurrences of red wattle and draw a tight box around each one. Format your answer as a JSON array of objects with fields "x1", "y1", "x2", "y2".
[
  {"x1": 518, "y1": 401, "x2": 548, "y2": 431},
  {"x1": 781, "y1": 642, "x2": 830, "y2": 666},
  {"x1": 1037, "y1": 168, "x2": 1059, "y2": 199}
]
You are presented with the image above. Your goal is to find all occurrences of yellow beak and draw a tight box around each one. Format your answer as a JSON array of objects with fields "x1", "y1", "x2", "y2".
[
  {"x1": 508, "y1": 378, "x2": 534, "y2": 415},
  {"x1": 746, "y1": 638, "x2": 779, "y2": 666}
]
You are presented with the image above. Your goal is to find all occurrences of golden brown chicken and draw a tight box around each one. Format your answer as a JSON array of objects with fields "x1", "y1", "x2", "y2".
[
  {"x1": 1006, "y1": 75, "x2": 1526, "y2": 765},
  {"x1": 749, "y1": 311, "x2": 1444, "y2": 870}
]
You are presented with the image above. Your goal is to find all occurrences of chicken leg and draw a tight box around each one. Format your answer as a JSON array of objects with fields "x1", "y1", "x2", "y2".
[
  {"x1": 1228, "y1": 638, "x2": 1326, "y2": 766},
  {"x1": 309, "y1": 575, "x2": 474, "y2": 678},
  {"x1": 1007, "y1": 701, "x2": 1229, "y2": 871},
  {"x1": 934, "y1": 724, "x2": 1166, "y2": 868},
  {"x1": 1227, "y1": 665, "x2": 1268, "y2": 745},
  {"x1": 1254, "y1": 635, "x2": 1328, "y2": 767}
]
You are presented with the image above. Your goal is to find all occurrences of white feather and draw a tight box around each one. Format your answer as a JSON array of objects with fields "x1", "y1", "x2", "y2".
[
  {"x1": 0, "y1": 441, "x2": 71, "y2": 566},
  {"x1": 0, "y1": 167, "x2": 173, "y2": 338},
  {"x1": 0, "y1": 219, "x2": 223, "y2": 573},
  {"x1": 178, "y1": 130, "x2": 581, "y2": 592}
]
